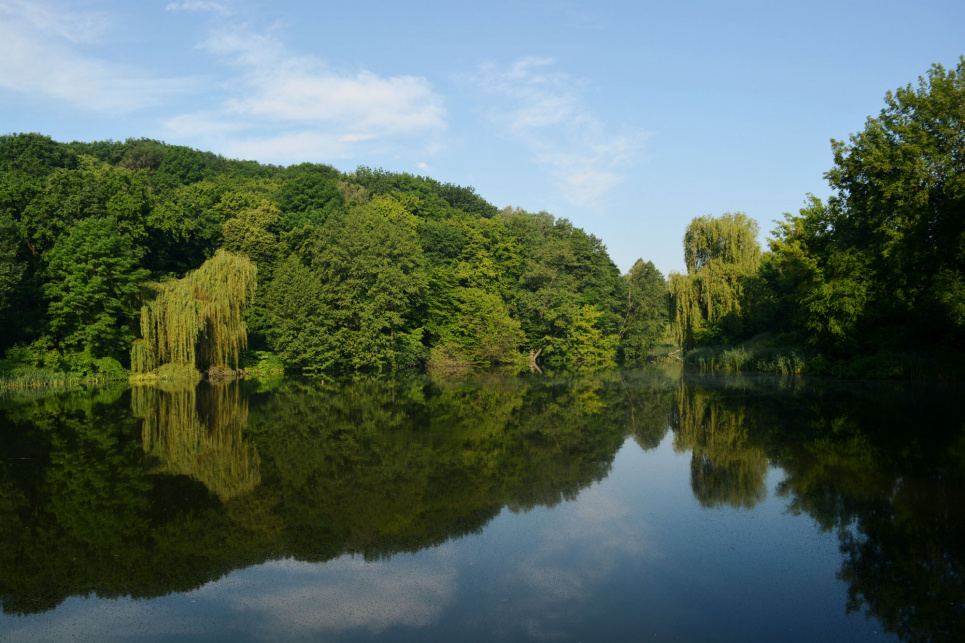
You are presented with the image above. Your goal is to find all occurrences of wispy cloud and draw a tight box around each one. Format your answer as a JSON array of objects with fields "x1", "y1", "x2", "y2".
[
  {"x1": 473, "y1": 57, "x2": 644, "y2": 208},
  {"x1": 164, "y1": 25, "x2": 447, "y2": 163},
  {"x1": 495, "y1": 486, "x2": 655, "y2": 639},
  {"x1": 165, "y1": 1, "x2": 231, "y2": 14},
  {"x1": 223, "y1": 556, "x2": 457, "y2": 635},
  {"x1": 0, "y1": 0, "x2": 195, "y2": 113}
]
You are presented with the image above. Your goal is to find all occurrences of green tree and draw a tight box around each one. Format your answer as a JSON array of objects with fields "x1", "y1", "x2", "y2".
[
  {"x1": 132, "y1": 249, "x2": 257, "y2": 375},
  {"x1": 0, "y1": 214, "x2": 25, "y2": 320},
  {"x1": 620, "y1": 259, "x2": 668, "y2": 363},
  {"x1": 267, "y1": 196, "x2": 428, "y2": 374},
  {"x1": 502, "y1": 208, "x2": 625, "y2": 367},
  {"x1": 669, "y1": 212, "x2": 761, "y2": 350},
  {"x1": 44, "y1": 217, "x2": 150, "y2": 363},
  {"x1": 433, "y1": 287, "x2": 524, "y2": 368},
  {"x1": 824, "y1": 57, "x2": 965, "y2": 348},
  {"x1": 761, "y1": 59, "x2": 965, "y2": 355},
  {"x1": 264, "y1": 255, "x2": 333, "y2": 372}
]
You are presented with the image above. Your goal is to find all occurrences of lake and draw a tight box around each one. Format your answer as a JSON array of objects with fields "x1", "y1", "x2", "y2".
[{"x1": 0, "y1": 369, "x2": 962, "y2": 641}]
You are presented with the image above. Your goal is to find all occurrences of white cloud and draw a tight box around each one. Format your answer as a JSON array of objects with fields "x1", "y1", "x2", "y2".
[
  {"x1": 493, "y1": 486, "x2": 655, "y2": 639},
  {"x1": 0, "y1": 0, "x2": 195, "y2": 113},
  {"x1": 226, "y1": 557, "x2": 457, "y2": 635},
  {"x1": 473, "y1": 57, "x2": 645, "y2": 209},
  {"x1": 165, "y1": 26, "x2": 447, "y2": 163}
]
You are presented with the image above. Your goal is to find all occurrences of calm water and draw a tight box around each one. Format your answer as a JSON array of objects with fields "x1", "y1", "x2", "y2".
[{"x1": 0, "y1": 370, "x2": 962, "y2": 642}]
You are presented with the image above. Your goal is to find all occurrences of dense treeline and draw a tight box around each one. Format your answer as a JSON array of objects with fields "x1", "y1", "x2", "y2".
[
  {"x1": 669, "y1": 58, "x2": 965, "y2": 376},
  {"x1": 0, "y1": 134, "x2": 667, "y2": 381}
]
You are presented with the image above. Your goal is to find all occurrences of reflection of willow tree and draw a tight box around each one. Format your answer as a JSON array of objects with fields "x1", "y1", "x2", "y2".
[
  {"x1": 134, "y1": 382, "x2": 260, "y2": 501},
  {"x1": 671, "y1": 380, "x2": 768, "y2": 508}
]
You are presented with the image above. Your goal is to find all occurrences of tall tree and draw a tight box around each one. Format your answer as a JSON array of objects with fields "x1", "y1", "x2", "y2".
[
  {"x1": 45, "y1": 217, "x2": 150, "y2": 362},
  {"x1": 824, "y1": 57, "x2": 965, "y2": 348},
  {"x1": 763, "y1": 58, "x2": 965, "y2": 353},
  {"x1": 266, "y1": 196, "x2": 428, "y2": 375},
  {"x1": 670, "y1": 212, "x2": 761, "y2": 350},
  {"x1": 132, "y1": 249, "x2": 257, "y2": 374},
  {"x1": 620, "y1": 259, "x2": 668, "y2": 364}
]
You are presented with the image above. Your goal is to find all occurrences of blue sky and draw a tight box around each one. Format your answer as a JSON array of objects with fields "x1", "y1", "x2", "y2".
[{"x1": 1, "y1": 0, "x2": 962, "y2": 275}]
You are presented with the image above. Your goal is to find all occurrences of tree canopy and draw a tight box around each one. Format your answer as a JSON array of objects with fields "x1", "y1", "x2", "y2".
[{"x1": 0, "y1": 134, "x2": 669, "y2": 379}]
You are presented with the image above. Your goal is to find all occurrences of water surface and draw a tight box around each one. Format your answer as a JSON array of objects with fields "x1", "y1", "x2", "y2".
[{"x1": 1, "y1": 370, "x2": 962, "y2": 641}]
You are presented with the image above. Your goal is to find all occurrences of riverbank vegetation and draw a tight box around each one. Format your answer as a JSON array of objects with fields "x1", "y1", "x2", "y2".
[
  {"x1": 668, "y1": 58, "x2": 965, "y2": 379},
  {"x1": 0, "y1": 130, "x2": 668, "y2": 386}
]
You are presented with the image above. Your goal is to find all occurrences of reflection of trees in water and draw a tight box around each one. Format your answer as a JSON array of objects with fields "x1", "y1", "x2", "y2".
[
  {"x1": 0, "y1": 395, "x2": 151, "y2": 615},
  {"x1": 246, "y1": 374, "x2": 630, "y2": 560},
  {"x1": 134, "y1": 382, "x2": 259, "y2": 501},
  {"x1": 770, "y1": 389, "x2": 965, "y2": 643},
  {"x1": 0, "y1": 374, "x2": 631, "y2": 616},
  {"x1": 671, "y1": 382, "x2": 767, "y2": 508},
  {"x1": 6, "y1": 371, "x2": 959, "y2": 640},
  {"x1": 674, "y1": 377, "x2": 965, "y2": 642},
  {"x1": 621, "y1": 370, "x2": 676, "y2": 451}
]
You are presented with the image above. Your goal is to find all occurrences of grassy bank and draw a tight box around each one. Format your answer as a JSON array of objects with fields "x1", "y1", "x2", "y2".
[
  {"x1": 0, "y1": 366, "x2": 125, "y2": 389},
  {"x1": 683, "y1": 336, "x2": 965, "y2": 381}
]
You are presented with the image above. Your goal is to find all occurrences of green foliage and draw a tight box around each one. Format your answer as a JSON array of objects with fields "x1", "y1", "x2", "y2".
[
  {"x1": 547, "y1": 304, "x2": 619, "y2": 369},
  {"x1": 275, "y1": 165, "x2": 344, "y2": 231},
  {"x1": 0, "y1": 133, "x2": 78, "y2": 175},
  {"x1": 0, "y1": 214, "x2": 24, "y2": 318},
  {"x1": 264, "y1": 255, "x2": 334, "y2": 372},
  {"x1": 1, "y1": 133, "x2": 632, "y2": 378},
  {"x1": 353, "y1": 166, "x2": 498, "y2": 218},
  {"x1": 621, "y1": 259, "x2": 668, "y2": 364},
  {"x1": 670, "y1": 212, "x2": 761, "y2": 350},
  {"x1": 132, "y1": 250, "x2": 257, "y2": 375},
  {"x1": 756, "y1": 58, "x2": 965, "y2": 360},
  {"x1": 45, "y1": 217, "x2": 150, "y2": 361},
  {"x1": 503, "y1": 207, "x2": 625, "y2": 367},
  {"x1": 436, "y1": 288, "x2": 525, "y2": 367},
  {"x1": 221, "y1": 199, "x2": 280, "y2": 278},
  {"x1": 267, "y1": 197, "x2": 428, "y2": 375}
]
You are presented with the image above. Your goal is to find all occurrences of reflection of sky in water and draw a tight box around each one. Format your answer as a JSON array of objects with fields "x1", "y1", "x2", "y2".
[{"x1": 0, "y1": 434, "x2": 897, "y2": 642}]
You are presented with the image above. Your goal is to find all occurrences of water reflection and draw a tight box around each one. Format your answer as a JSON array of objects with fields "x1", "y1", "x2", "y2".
[
  {"x1": 135, "y1": 383, "x2": 260, "y2": 501},
  {"x1": 676, "y1": 375, "x2": 965, "y2": 640},
  {"x1": 0, "y1": 372, "x2": 962, "y2": 641},
  {"x1": 0, "y1": 374, "x2": 632, "y2": 616},
  {"x1": 671, "y1": 382, "x2": 768, "y2": 508}
]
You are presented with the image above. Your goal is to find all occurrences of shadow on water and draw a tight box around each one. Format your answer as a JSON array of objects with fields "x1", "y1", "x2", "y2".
[{"x1": 0, "y1": 369, "x2": 962, "y2": 640}]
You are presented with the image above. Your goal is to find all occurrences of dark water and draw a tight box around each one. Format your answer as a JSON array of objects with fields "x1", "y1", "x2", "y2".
[{"x1": 0, "y1": 370, "x2": 962, "y2": 642}]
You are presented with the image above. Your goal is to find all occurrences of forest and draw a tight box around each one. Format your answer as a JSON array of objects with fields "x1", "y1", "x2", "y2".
[
  {"x1": 0, "y1": 58, "x2": 962, "y2": 383},
  {"x1": 0, "y1": 129, "x2": 667, "y2": 382}
]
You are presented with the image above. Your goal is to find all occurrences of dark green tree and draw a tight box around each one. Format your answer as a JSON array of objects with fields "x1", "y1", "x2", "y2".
[
  {"x1": 825, "y1": 57, "x2": 965, "y2": 349},
  {"x1": 44, "y1": 217, "x2": 150, "y2": 363},
  {"x1": 620, "y1": 259, "x2": 668, "y2": 363}
]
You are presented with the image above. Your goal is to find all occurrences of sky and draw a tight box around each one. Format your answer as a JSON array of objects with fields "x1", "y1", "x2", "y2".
[{"x1": 1, "y1": 0, "x2": 962, "y2": 275}]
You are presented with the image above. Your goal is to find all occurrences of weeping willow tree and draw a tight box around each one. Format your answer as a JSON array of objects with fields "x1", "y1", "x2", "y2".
[
  {"x1": 134, "y1": 382, "x2": 260, "y2": 501},
  {"x1": 669, "y1": 212, "x2": 761, "y2": 350},
  {"x1": 671, "y1": 383, "x2": 767, "y2": 509},
  {"x1": 131, "y1": 249, "x2": 257, "y2": 375}
]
